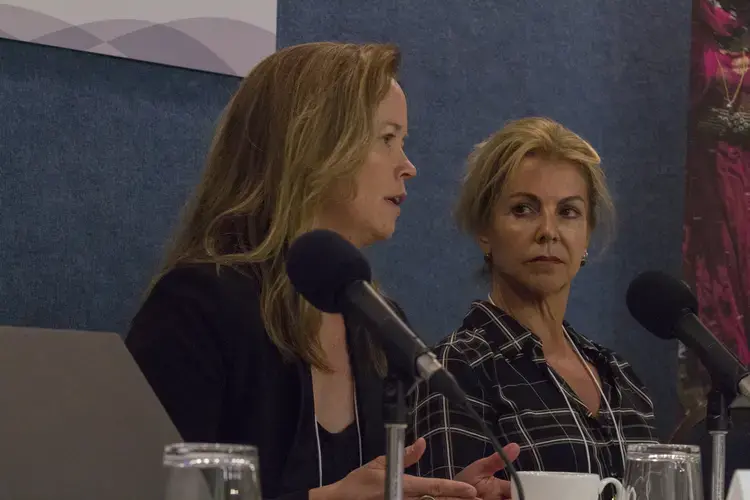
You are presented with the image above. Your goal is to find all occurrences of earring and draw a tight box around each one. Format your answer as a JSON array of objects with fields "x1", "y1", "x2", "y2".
[
  {"x1": 580, "y1": 250, "x2": 589, "y2": 267},
  {"x1": 484, "y1": 252, "x2": 492, "y2": 264}
]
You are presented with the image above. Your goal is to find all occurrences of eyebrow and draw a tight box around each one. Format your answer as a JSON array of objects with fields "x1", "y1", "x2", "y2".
[
  {"x1": 508, "y1": 192, "x2": 586, "y2": 204},
  {"x1": 382, "y1": 121, "x2": 404, "y2": 132},
  {"x1": 378, "y1": 121, "x2": 408, "y2": 140}
]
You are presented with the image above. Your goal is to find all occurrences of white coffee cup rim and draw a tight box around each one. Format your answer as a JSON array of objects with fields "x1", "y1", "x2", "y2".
[{"x1": 516, "y1": 471, "x2": 600, "y2": 478}]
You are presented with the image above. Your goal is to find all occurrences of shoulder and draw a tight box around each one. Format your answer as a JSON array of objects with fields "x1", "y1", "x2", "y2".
[
  {"x1": 433, "y1": 326, "x2": 494, "y2": 368},
  {"x1": 432, "y1": 302, "x2": 500, "y2": 367},
  {"x1": 410, "y1": 312, "x2": 496, "y2": 410},
  {"x1": 143, "y1": 263, "x2": 262, "y2": 316},
  {"x1": 124, "y1": 263, "x2": 291, "y2": 445},
  {"x1": 127, "y1": 262, "x2": 268, "y2": 351},
  {"x1": 149, "y1": 263, "x2": 261, "y2": 301}
]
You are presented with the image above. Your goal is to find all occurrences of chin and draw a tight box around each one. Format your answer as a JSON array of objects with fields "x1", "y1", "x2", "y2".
[
  {"x1": 521, "y1": 276, "x2": 570, "y2": 297},
  {"x1": 359, "y1": 226, "x2": 395, "y2": 248},
  {"x1": 374, "y1": 228, "x2": 395, "y2": 242}
]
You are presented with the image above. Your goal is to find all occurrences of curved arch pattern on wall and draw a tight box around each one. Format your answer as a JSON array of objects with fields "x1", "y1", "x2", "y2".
[{"x1": 0, "y1": 5, "x2": 276, "y2": 76}]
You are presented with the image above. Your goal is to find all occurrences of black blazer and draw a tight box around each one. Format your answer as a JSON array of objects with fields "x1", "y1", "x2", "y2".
[{"x1": 125, "y1": 264, "x2": 400, "y2": 500}]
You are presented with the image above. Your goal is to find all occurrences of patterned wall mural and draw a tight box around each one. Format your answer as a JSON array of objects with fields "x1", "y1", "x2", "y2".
[
  {"x1": 677, "y1": 0, "x2": 750, "y2": 439},
  {"x1": 0, "y1": 1, "x2": 276, "y2": 75}
]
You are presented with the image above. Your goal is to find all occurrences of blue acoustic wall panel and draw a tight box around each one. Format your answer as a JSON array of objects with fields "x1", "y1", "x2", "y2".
[{"x1": 0, "y1": 40, "x2": 240, "y2": 331}]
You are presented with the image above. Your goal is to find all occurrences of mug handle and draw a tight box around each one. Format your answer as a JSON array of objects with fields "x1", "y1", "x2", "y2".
[{"x1": 599, "y1": 477, "x2": 626, "y2": 499}]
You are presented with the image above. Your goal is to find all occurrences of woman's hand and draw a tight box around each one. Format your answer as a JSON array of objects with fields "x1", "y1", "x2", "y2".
[
  {"x1": 454, "y1": 443, "x2": 521, "y2": 500},
  {"x1": 310, "y1": 437, "x2": 479, "y2": 500}
]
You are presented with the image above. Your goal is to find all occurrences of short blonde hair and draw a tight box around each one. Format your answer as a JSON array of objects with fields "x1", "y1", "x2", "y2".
[
  {"x1": 152, "y1": 42, "x2": 400, "y2": 371},
  {"x1": 456, "y1": 117, "x2": 614, "y2": 248}
]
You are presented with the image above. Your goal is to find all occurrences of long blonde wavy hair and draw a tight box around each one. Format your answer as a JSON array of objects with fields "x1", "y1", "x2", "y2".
[{"x1": 151, "y1": 42, "x2": 401, "y2": 371}]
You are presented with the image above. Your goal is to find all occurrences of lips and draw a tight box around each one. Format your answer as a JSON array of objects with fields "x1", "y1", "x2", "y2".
[
  {"x1": 385, "y1": 194, "x2": 406, "y2": 206},
  {"x1": 529, "y1": 256, "x2": 563, "y2": 264}
]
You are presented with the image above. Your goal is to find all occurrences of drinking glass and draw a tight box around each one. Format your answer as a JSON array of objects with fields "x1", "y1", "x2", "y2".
[
  {"x1": 163, "y1": 443, "x2": 261, "y2": 500},
  {"x1": 623, "y1": 443, "x2": 703, "y2": 500}
]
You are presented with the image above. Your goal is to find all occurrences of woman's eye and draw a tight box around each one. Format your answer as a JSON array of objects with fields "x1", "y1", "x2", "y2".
[
  {"x1": 560, "y1": 206, "x2": 582, "y2": 218},
  {"x1": 511, "y1": 204, "x2": 533, "y2": 215}
]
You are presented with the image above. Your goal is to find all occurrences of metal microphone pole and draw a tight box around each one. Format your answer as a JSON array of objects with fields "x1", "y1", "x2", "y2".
[
  {"x1": 706, "y1": 386, "x2": 729, "y2": 500},
  {"x1": 383, "y1": 375, "x2": 407, "y2": 500}
]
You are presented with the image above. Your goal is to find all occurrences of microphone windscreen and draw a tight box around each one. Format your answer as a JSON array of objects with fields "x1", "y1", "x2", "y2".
[
  {"x1": 286, "y1": 229, "x2": 372, "y2": 313},
  {"x1": 625, "y1": 270, "x2": 698, "y2": 339}
]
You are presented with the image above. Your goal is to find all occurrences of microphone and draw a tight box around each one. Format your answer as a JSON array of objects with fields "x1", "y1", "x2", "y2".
[
  {"x1": 285, "y1": 229, "x2": 525, "y2": 500},
  {"x1": 285, "y1": 229, "x2": 465, "y2": 406},
  {"x1": 626, "y1": 270, "x2": 750, "y2": 399}
]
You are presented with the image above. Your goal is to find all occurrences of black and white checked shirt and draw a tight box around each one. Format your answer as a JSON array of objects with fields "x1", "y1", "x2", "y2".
[{"x1": 410, "y1": 300, "x2": 658, "y2": 482}]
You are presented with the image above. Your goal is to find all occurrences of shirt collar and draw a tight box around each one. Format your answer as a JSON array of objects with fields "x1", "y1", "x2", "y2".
[{"x1": 460, "y1": 299, "x2": 608, "y2": 363}]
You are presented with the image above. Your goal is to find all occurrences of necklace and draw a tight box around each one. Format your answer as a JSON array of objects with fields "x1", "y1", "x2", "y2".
[{"x1": 716, "y1": 50, "x2": 749, "y2": 108}]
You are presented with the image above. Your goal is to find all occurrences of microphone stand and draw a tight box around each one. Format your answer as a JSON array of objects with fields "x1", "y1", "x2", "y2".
[
  {"x1": 383, "y1": 374, "x2": 407, "y2": 500},
  {"x1": 706, "y1": 385, "x2": 729, "y2": 500}
]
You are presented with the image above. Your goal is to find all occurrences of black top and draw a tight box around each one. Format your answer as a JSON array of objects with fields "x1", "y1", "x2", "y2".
[
  {"x1": 411, "y1": 300, "x2": 658, "y2": 494},
  {"x1": 317, "y1": 423, "x2": 362, "y2": 485},
  {"x1": 125, "y1": 264, "x2": 395, "y2": 500}
]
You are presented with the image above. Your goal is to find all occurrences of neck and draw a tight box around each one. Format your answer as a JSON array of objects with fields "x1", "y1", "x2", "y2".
[
  {"x1": 318, "y1": 313, "x2": 347, "y2": 345},
  {"x1": 489, "y1": 279, "x2": 570, "y2": 355},
  {"x1": 311, "y1": 219, "x2": 368, "y2": 249},
  {"x1": 316, "y1": 313, "x2": 350, "y2": 371}
]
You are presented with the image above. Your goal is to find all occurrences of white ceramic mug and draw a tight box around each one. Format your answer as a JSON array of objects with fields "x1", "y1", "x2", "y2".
[{"x1": 511, "y1": 471, "x2": 625, "y2": 500}]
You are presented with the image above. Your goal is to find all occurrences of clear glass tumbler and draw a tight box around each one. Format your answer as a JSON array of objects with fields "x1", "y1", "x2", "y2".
[
  {"x1": 163, "y1": 443, "x2": 261, "y2": 500},
  {"x1": 623, "y1": 443, "x2": 703, "y2": 500}
]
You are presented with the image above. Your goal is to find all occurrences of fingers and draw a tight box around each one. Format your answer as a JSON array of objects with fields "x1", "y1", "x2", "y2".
[
  {"x1": 496, "y1": 478, "x2": 512, "y2": 498},
  {"x1": 370, "y1": 437, "x2": 427, "y2": 470},
  {"x1": 454, "y1": 443, "x2": 521, "y2": 489},
  {"x1": 402, "y1": 437, "x2": 427, "y2": 468},
  {"x1": 403, "y1": 475, "x2": 478, "y2": 499},
  {"x1": 479, "y1": 443, "x2": 522, "y2": 474},
  {"x1": 502, "y1": 443, "x2": 521, "y2": 463}
]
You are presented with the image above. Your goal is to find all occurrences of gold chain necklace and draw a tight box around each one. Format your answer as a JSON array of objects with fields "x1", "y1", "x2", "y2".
[{"x1": 716, "y1": 50, "x2": 749, "y2": 108}]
